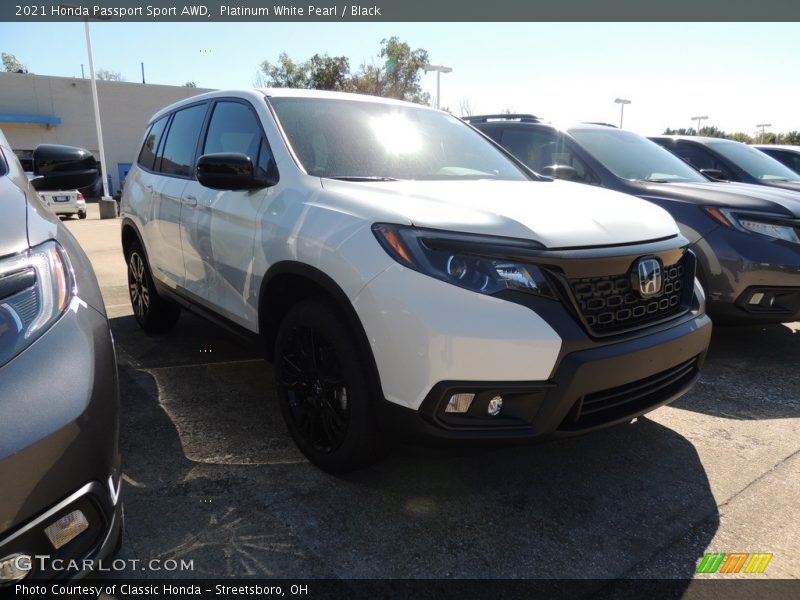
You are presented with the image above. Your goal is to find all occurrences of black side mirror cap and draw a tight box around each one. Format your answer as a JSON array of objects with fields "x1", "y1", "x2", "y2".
[
  {"x1": 32, "y1": 144, "x2": 99, "y2": 191},
  {"x1": 541, "y1": 164, "x2": 580, "y2": 181},
  {"x1": 196, "y1": 152, "x2": 278, "y2": 191}
]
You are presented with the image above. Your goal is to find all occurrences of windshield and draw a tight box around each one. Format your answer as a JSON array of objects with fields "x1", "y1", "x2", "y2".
[
  {"x1": 269, "y1": 97, "x2": 530, "y2": 181},
  {"x1": 709, "y1": 141, "x2": 800, "y2": 181},
  {"x1": 569, "y1": 128, "x2": 707, "y2": 183}
]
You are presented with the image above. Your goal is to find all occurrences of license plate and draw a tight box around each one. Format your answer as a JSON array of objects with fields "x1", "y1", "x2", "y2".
[{"x1": 54, "y1": 196, "x2": 70, "y2": 202}]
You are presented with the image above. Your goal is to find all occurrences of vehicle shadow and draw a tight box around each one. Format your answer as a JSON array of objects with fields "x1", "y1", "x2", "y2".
[
  {"x1": 672, "y1": 321, "x2": 800, "y2": 420},
  {"x1": 106, "y1": 313, "x2": 719, "y2": 588}
]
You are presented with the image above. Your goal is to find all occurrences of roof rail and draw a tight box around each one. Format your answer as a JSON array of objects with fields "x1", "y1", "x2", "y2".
[
  {"x1": 582, "y1": 122, "x2": 618, "y2": 128},
  {"x1": 463, "y1": 114, "x2": 540, "y2": 123}
]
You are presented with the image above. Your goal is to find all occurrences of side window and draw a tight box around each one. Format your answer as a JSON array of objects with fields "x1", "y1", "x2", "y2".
[
  {"x1": 774, "y1": 151, "x2": 800, "y2": 174},
  {"x1": 675, "y1": 142, "x2": 735, "y2": 179},
  {"x1": 203, "y1": 101, "x2": 274, "y2": 177},
  {"x1": 158, "y1": 104, "x2": 207, "y2": 177},
  {"x1": 137, "y1": 116, "x2": 168, "y2": 170},
  {"x1": 501, "y1": 128, "x2": 596, "y2": 182},
  {"x1": 498, "y1": 128, "x2": 539, "y2": 168}
]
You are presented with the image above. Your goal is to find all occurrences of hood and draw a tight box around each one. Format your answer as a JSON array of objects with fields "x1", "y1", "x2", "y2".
[
  {"x1": 0, "y1": 176, "x2": 30, "y2": 257},
  {"x1": 634, "y1": 180, "x2": 800, "y2": 218},
  {"x1": 320, "y1": 179, "x2": 678, "y2": 249},
  {"x1": 762, "y1": 179, "x2": 800, "y2": 193}
]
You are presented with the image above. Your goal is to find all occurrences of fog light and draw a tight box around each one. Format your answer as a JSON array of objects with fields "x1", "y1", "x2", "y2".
[
  {"x1": 0, "y1": 553, "x2": 31, "y2": 582},
  {"x1": 445, "y1": 393, "x2": 474, "y2": 413},
  {"x1": 44, "y1": 510, "x2": 89, "y2": 549},
  {"x1": 487, "y1": 396, "x2": 503, "y2": 416},
  {"x1": 749, "y1": 292, "x2": 765, "y2": 305}
]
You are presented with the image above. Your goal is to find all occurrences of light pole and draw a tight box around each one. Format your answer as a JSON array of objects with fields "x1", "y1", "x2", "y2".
[
  {"x1": 62, "y1": 4, "x2": 115, "y2": 217},
  {"x1": 756, "y1": 123, "x2": 772, "y2": 143},
  {"x1": 691, "y1": 115, "x2": 708, "y2": 135},
  {"x1": 425, "y1": 64, "x2": 453, "y2": 110},
  {"x1": 614, "y1": 98, "x2": 631, "y2": 128}
]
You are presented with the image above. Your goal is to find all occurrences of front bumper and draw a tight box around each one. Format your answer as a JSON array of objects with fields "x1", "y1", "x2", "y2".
[
  {"x1": 372, "y1": 288, "x2": 711, "y2": 441},
  {"x1": 695, "y1": 226, "x2": 800, "y2": 322},
  {"x1": 0, "y1": 301, "x2": 121, "y2": 581},
  {"x1": 379, "y1": 308, "x2": 711, "y2": 441}
]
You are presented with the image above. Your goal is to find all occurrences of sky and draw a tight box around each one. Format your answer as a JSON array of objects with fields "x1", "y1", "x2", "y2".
[{"x1": 1, "y1": 22, "x2": 799, "y2": 136}]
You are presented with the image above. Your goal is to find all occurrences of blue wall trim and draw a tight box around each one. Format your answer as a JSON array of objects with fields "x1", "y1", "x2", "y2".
[{"x1": 0, "y1": 114, "x2": 61, "y2": 125}]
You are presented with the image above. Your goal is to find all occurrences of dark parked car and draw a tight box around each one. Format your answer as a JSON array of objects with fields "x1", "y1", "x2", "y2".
[
  {"x1": 0, "y1": 131, "x2": 122, "y2": 583},
  {"x1": 753, "y1": 144, "x2": 800, "y2": 175},
  {"x1": 649, "y1": 135, "x2": 800, "y2": 192},
  {"x1": 465, "y1": 116, "x2": 800, "y2": 323}
]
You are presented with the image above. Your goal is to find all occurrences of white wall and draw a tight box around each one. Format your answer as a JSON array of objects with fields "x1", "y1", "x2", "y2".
[{"x1": 0, "y1": 72, "x2": 213, "y2": 193}]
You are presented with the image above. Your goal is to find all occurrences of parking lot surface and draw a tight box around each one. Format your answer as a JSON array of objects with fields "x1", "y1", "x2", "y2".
[{"x1": 65, "y1": 204, "x2": 799, "y2": 585}]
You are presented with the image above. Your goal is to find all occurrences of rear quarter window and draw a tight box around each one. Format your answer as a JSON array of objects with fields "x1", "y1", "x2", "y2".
[{"x1": 137, "y1": 116, "x2": 168, "y2": 171}]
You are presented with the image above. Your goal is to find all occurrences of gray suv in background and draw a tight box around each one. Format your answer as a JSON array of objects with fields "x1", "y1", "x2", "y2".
[
  {"x1": 467, "y1": 116, "x2": 800, "y2": 323},
  {"x1": 0, "y1": 132, "x2": 122, "y2": 583}
]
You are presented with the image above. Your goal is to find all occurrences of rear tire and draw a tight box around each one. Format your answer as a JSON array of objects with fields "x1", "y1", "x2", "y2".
[
  {"x1": 126, "y1": 240, "x2": 180, "y2": 333},
  {"x1": 78, "y1": 210, "x2": 87, "y2": 219},
  {"x1": 274, "y1": 300, "x2": 385, "y2": 472}
]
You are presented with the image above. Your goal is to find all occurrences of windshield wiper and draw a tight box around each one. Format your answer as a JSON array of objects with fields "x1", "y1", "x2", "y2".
[{"x1": 326, "y1": 176, "x2": 399, "y2": 182}]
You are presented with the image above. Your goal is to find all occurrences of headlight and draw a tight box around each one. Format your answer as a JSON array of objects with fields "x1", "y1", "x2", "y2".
[
  {"x1": 0, "y1": 241, "x2": 75, "y2": 367},
  {"x1": 705, "y1": 208, "x2": 800, "y2": 243},
  {"x1": 372, "y1": 223, "x2": 557, "y2": 299}
]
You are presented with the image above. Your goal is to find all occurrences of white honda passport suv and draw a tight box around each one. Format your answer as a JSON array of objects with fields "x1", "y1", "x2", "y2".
[{"x1": 121, "y1": 89, "x2": 712, "y2": 471}]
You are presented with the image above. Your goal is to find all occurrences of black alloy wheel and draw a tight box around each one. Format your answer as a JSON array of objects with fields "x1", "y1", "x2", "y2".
[{"x1": 274, "y1": 300, "x2": 384, "y2": 472}]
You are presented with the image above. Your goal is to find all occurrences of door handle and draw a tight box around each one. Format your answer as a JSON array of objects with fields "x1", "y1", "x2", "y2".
[
  {"x1": 184, "y1": 195, "x2": 198, "y2": 207},
  {"x1": 145, "y1": 184, "x2": 154, "y2": 193}
]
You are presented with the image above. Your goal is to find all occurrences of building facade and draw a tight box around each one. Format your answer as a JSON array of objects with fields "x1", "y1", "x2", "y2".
[{"x1": 0, "y1": 72, "x2": 212, "y2": 195}]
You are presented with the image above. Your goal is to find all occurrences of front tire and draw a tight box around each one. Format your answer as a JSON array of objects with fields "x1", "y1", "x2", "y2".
[
  {"x1": 126, "y1": 240, "x2": 180, "y2": 333},
  {"x1": 274, "y1": 300, "x2": 385, "y2": 472}
]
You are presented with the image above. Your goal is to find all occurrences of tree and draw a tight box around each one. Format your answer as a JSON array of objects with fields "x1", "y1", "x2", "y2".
[
  {"x1": 459, "y1": 98, "x2": 476, "y2": 117},
  {"x1": 374, "y1": 37, "x2": 429, "y2": 103},
  {"x1": 2, "y1": 52, "x2": 27, "y2": 73},
  {"x1": 308, "y1": 54, "x2": 350, "y2": 91},
  {"x1": 184, "y1": 81, "x2": 197, "y2": 88},
  {"x1": 698, "y1": 126, "x2": 727, "y2": 138},
  {"x1": 256, "y1": 38, "x2": 430, "y2": 103},
  {"x1": 779, "y1": 131, "x2": 800, "y2": 145},
  {"x1": 95, "y1": 69, "x2": 124, "y2": 81},
  {"x1": 730, "y1": 132, "x2": 753, "y2": 144},
  {"x1": 258, "y1": 52, "x2": 310, "y2": 88}
]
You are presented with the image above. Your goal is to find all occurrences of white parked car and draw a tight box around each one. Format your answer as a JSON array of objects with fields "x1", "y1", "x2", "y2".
[
  {"x1": 120, "y1": 89, "x2": 712, "y2": 472},
  {"x1": 38, "y1": 189, "x2": 87, "y2": 219}
]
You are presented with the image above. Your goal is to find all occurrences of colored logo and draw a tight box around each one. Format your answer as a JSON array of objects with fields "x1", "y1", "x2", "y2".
[
  {"x1": 696, "y1": 552, "x2": 773, "y2": 574},
  {"x1": 632, "y1": 257, "x2": 663, "y2": 298}
]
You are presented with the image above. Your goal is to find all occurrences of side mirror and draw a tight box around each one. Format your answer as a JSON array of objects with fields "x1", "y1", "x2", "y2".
[
  {"x1": 196, "y1": 153, "x2": 278, "y2": 191},
  {"x1": 32, "y1": 144, "x2": 99, "y2": 191},
  {"x1": 699, "y1": 168, "x2": 729, "y2": 182},
  {"x1": 541, "y1": 164, "x2": 580, "y2": 181}
]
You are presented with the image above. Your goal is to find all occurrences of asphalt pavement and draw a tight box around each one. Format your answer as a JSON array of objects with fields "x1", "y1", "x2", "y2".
[{"x1": 64, "y1": 204, "x2": 799, "y2": 587}]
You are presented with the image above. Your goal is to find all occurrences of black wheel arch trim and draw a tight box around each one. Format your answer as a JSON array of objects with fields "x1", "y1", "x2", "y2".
[{"x1": 259, "y1": 261, "x2": 385, "y2": 403}]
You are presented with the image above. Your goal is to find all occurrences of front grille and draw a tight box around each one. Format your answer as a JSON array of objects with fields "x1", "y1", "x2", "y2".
[
  {"x1": 560, "y1": 357, "x2": 699, "y2": 431},
  {"x1": 569, "y1": 258, "x2": 689, "y2": 335}
]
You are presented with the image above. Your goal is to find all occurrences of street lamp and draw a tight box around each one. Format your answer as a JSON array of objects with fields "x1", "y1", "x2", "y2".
[
  {"x1": 691, "y1": 115, "x2": 708, "y2": 135},
  {"x1": 424, "y1": 64, "x2": 453, "y2": 110},
  {"x1": 614, "y1": 98, "x2": 631, "y2": 129},
  {"x1": 756, "y1": 123, "x2": 772, "y2": 144}
]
